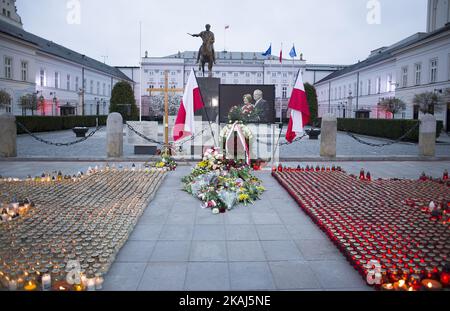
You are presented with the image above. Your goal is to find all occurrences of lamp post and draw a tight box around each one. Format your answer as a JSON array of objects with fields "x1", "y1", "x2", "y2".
[{"x1": 50, "y1": 92, "x2": 57, "y2": 116}]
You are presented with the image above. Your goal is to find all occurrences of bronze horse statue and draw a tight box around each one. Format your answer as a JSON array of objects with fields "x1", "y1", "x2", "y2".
[
  {"x1": 189, "y1": 24, "x2": 216, "y2": 77},
  {"x1": 198, "y1": 43, "x2": 214, "y2": 77}
]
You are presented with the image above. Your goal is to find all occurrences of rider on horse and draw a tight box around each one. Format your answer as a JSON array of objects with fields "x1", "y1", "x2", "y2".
[{"x1": 191, "y1": 24, "x2": 216, "y2": 65}]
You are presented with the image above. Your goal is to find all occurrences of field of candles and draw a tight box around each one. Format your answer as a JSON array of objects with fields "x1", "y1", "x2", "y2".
[
  {"x1": 0, "y1": 166, "x2": 166, "y2": 291},
  {"x1": 272, "y1": 167, "x2": 450, "y2": 291}
]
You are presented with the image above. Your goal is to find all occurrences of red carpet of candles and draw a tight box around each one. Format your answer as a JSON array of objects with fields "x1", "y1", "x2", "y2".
[{"x1": 272, "y1": 166, "x2": 450, "y2": 291}]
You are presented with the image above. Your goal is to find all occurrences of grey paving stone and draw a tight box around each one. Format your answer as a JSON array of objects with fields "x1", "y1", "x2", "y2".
[
  {"x1": 261, "y1": 241, "x2": 304, "y2": 261},
  {"x1": 225, "y1": 225, "x2": 259, "y2": 241},
  {"x1": 159, "y1": 224, "x2": 194, "y2": 241},
  {"x1": 138, "y1": 263, "x2": 187, "y2": 291},
  {"x1": 269, "y1": 261, "x2": 322, "y2": 290},
  {"x1": 129, "y1": 224, "x2": 164, "y2": 241},
  {"x1": 116, "y1": 241, "x2": 156, "y2": 263},
  {"x1": 229, "y1": 262, "x2": 275, "y2": 290},
  {"x1": 196, "y1": 211, "x2": 226, "y2": 224},
  {"x1": 190, "y1": 241, "x2": 227, "y2": 262},
  {"x1": 277, "y1": 212, "x2": 314, "y2": 225},
  {"x1": 193, "y1": 224, "x2": 226, "y2": 241},
  {"x1": 103, "y1": 263, "x2": 147, "y2": 291},
  {"x1": 256, "y1": 225, "x2": 291, "y2": 240},
  {"x1": 166, "y1": 212, "x2": 196, "y2": 224},
  {"x1": 251, "y1": 212, "x2": 283, "y2": 225},
  {"x1": 295, "y1": 239, "x2": 345, "y2": 261},
  {"x1": 227, "y1": 241, "x2": 266, "y2": 261},
  {"x1": 138, "y1": 213, "x2": 168, "y2": 225},
  {"x1": 185, "y1": 262, "x2": 230, "y2": 290},
  {"x1": 308, "y1": 260, "x2": 370, "y2": 290},
  {"x1": 285, "y1": 224, "x2": 328, "y2": 240},
  {"x1": 150, "y1": 241, "x2": 191, "y2": 262},
  {"x1": 225, "y1": 212, "x2": 253, "y2": 225}
]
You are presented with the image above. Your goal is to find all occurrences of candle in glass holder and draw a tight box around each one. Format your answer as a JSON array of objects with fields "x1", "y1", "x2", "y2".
[
  {"x1": 421, "y1": 279, "x2": 442, "y2": 290},
  {"x1": 24, "y1": 279, "x2": 37, "y2": 291},
  {"x1": 41, "y1": 274, "x2": 51, "y2": 291},
  {"x1": 380, "y1": 283, "x2": 394, "y2": 291},
  {"x1": 86, "y1": 278, "x2": 96, "y2": 291},
  {"x1": 95, "y1": 274, "x2": 104, "y2": 290},
  {"x1": 8, "y1": 279, "x2": 17, "y2": 291}
]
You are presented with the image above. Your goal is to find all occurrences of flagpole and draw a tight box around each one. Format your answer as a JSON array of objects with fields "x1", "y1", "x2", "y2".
[
  {"x1": 193, "y1": 71, "x2": 218, "y2": 147},
  {"x1": 279, "y1": 42, "x2": 283, "y2": 124},
  {"x1": 139, "y1": 21, "x2": 142, "y2": 122}
]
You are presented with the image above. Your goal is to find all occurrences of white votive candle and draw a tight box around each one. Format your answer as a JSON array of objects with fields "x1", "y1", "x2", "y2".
[
  {"x1": 9, "y1": 279, "x2": 17, "y2": 291},
  {"x1": 42, "y1": 274, "x2": 51, "y2": 291},
  {"x1": 86, "y1": 278, "x2": 96, "y2": 291},
  {"x1": 95, "y1": 276, "x2": 104, "y2": 290}
]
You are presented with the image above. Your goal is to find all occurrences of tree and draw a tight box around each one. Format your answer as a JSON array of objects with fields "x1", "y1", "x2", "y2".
[
  {"x1": 19, "y1": 93, "x2": 39, "y2": 115},
  {"x1": 109, "y1": 81, "x2": 139, "y2": 121},
  {"x1": 378, "y1": 97, "x2": 406, "y2": 119},
  {"x1": 412, "y1": 91, "x2": 445, "y2": 115},
  {"x1": 0, "y1": 90, "x2": 12, "y2": 113},
  {"x1": 304, "y1": 83, "x2": 318, "y2": 126}
]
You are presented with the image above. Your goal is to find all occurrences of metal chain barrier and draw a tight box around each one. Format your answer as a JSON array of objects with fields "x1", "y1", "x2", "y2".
[
  {"x1": 343, "y1": 122, "x2": 420, "y2": 147},
  {"x1": 126, "y1": 123, "x2": 166, "y2": 146},
  {"x1": 126, "y1": 122, "x2": 206, "y2": 150},
  {"x1": 16, "y1": 121, "x2": 103, "y2": 147}
]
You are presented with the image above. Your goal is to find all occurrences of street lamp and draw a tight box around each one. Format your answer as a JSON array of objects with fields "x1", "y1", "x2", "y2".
[{"x1": 50, "y1": 92, "x2": 57, "y2": 116}]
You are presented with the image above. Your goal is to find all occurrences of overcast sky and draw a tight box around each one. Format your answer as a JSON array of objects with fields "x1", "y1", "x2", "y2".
[{"x1": 16, "y1": 0, "x2": 427, "y2": 66}]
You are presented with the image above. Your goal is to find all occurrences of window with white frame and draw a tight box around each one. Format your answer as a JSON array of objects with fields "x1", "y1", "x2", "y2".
[
  {"x1": 1, "y1": 92, "x2": 11, "y2": 113},
  {"x1": 4, "y1": 56, "x2": 12, "y2": 79},
  {"x1": 54, "y1": 72, "x2": 60, "y2": 89},
  {"x1": 387, "y1": 74, "x2": 393, "y2": 92},
  {"x1": 222, "y1": 72, "x2": 226, "y2": 77},
  {"x1": 90, "y1": 80, "x2": 94, "y2": 93},
  {"x1": 368, "y1": 79, "x2": 371, "y2": 95},
  {"x1": 430, "y1": 59, "x2": 438, "y2": 83},
  {"x1": 376, "y1": 77, "x2": 381, "y2": 94},
  {"x1": 97, "y1": 81, "x2": 100, "y2": 95},
  {"x1": 414, "y1": 64, "x2": 421, "y2": 86},
  {"x1": 40, "y1": 69, "x2": 45, "y2": 86},
  {"x1": 66, "y1": 74, "x2": 71, "y2": 90},
  {"x1": 103, "y1": 83, "x2": 106, "y2": 96},
  {"x1": 282, "y1": 86, "x2": 287, "y2": 99},
  {"x1": 401, "y1": 66, "x2": 408, "y2": 88},
  {"x1": 343, "y1": 86, "x2": 347, "y2": 99},
  {"x1": 21, "y1": 61, "x2": 28, "y2": 81},
  {"x1": 338, "y1": 87, "x2": 341, "y2": 99},
  {"x1": 359, "y1": 81, "x2": 363, "y2": 95},
  {"x1": 75, "y1": 77, "x2": 79, "y2": 91},
  {"x1": 448, "y1": 54, "x2": 450, "y2": 80}
]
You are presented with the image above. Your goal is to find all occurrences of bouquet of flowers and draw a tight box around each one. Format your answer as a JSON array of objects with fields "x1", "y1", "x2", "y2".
[
  {"x1": 151, "y1": 147, "x2": 177, "y2": 171},
  {"x1": 182, "y1": 148, "x2": 265, "y2": 214},
  {"x1": 228, "y1": 104, "x2": 261, "y2": 123}
]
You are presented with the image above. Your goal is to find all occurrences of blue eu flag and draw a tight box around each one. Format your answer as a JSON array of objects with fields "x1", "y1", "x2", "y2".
[
  {"x1": 289, "y1": 45, "x2": 297, "y2": 58},
  {"x1": 262, "y1": 45, "x2": 272, "y2": 57}
]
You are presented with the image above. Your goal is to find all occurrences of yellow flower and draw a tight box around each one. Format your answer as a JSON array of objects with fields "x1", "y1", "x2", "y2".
[
  {"x1": 197, "y1": 161, "x2": 208, "y2": 168},
  {"x1": 238, "y1": 193, "x2": 250, "y2": 202}
]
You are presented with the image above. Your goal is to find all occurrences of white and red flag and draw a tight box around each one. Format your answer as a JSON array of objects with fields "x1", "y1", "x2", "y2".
[
  {"x1": 286, "y1": 70, "x2": 310, "y2": 143},
  {"x1": 173, "y1": 69, "x2": 204, "y2": 141}
]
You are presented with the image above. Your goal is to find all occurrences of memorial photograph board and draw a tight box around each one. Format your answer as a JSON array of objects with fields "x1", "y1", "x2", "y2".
[{"x1": 219, "y1": 84, "x2": 276, "y2": 124}]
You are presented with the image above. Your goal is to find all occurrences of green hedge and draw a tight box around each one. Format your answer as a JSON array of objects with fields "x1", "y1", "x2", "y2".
[
  {"x1": 338, "y1": 119, "x2": 443, "y2": 142},
  {"x1": 16, "y1": 116, "x2": 108, "y2": 134},
  {"x1": 316, "y1": 118, "x2": 443, "y2": 142}
]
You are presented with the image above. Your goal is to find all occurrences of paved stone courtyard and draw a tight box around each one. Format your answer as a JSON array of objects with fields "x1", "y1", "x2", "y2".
[
  {"x1": 1, "y1": 161, "x2": 449, "y2": 291},
  {"x1": 14, "y1": 126, "x2": 450, "y2": 159}
]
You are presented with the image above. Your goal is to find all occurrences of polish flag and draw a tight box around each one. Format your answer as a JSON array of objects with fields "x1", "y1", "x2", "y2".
[
  {"x1": 173, "y1": 69, "x2": 204, "y2": 141},
  {"x1": 286, "y1": 70, "x2": 310, "y2": 143}
]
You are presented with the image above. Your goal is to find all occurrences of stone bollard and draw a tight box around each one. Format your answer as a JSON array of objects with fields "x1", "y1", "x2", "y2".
[
  {"x1": 107, "y1": 113, "x2": 123, "y2": 158},
  {"x1": 320, "y1": 114, "x2": 337, "y2": 158},
  {"x1": 0, "y1": 114, "x2": 17, "y2": 158},
  {"x1": 418, "y1": 114, "x2": 436, "y2": 157}
]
